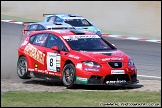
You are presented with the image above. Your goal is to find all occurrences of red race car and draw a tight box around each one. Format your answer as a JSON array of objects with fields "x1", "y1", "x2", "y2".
[{"x1": 17, "y1": 29, "x2": 139, "y2": 88}]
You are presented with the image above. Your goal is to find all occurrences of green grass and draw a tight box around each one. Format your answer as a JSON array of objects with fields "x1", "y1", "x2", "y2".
[{"x1": 1, "y1": 90, "x2": 161, "y2": 107}]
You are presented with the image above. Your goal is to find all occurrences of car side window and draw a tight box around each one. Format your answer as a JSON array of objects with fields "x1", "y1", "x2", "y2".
[
  {"x1": 47, "y1": 16, "x2": 56, "y2": 23},
  {"x1": 37, "y1": 24, "x2": 46, "y2": 30},
  {"x1": 29, "y1": 24, "x2": 38, "y2": 31},
  {"x1": 32, "y1": 33, "x2": 48, "y2": 46},
  {"x1": 29, "y1": 35, "x2": 36, "y2": 43},
  {"x1": 55, "y1": 17, "x2": 63, "y2": 22},
  {"x1": 46, "y1": 34, "x2": 66, "y2": 51},
  {"x1": 26, "y1": 25, "x2": 31, "y2": 30}
]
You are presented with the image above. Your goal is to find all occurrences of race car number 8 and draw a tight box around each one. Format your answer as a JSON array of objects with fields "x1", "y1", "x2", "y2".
[
  {"x1": 47, "y1": 52, "x2": 57, "y2": 72},
  {"x1": 50, "y1": 58, "x2": 53, "y2": 66}
]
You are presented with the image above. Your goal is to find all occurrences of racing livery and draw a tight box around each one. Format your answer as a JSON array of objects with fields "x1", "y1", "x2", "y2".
[{"x1": 17, "y1": 29, "x2": 139, "y2": 88}]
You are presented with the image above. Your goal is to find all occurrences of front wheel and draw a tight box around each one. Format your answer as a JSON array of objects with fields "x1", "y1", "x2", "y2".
[
  {"x1": 17, "y1": 56, "x2": 31, "y2": 79},
  {"x1": 62, "y1": 63, "x2": 76, "y2": 89}
]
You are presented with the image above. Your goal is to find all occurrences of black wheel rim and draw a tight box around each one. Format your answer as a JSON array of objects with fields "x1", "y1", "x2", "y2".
[
  {"x1": 64, "y1": 67, "x2": 74, "y2": 85},
  {"x1": 18, "y1": 59, "x2": 27, "y2": 77}
]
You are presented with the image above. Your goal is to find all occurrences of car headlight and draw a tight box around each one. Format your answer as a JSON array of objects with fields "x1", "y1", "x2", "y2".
[
  {"x1": 82, "y1": 61, "x2": 101, "y2": 68},
  {"x1": 128, "y1": 59, "x2": 134, "y2": 66}
]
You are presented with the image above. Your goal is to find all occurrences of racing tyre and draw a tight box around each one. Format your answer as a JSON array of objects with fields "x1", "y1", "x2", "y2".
[
  {"x1": 17, "y1": 56, "x2": 31, "y2": 79},
  {"x1": 62, "y1": 63, "x2": 76, "y2": 89}
]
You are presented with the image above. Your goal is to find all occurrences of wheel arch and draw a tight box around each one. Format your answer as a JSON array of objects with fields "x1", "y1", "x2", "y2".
[
  {"x1": 61, "y1": 60, "x2": 75, "y2": 77},
  {"x1": 18, "y1": 54, "x2": 33, "y2": 69}
]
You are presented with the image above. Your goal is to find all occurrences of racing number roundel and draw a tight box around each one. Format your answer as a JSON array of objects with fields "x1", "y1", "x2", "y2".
[{"x1": 47, "y1": 52, "x2": 60, "y2": 72}]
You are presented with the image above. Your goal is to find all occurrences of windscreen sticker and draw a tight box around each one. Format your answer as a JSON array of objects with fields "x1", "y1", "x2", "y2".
[{"x1": 63, "y1": 35, "x2": 100, "y2": 40}]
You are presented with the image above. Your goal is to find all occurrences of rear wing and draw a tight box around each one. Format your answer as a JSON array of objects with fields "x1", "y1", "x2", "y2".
[
  {"x1": 43, "y1": 13, "x2": 81, "y2": 17},
  {"x1": 22, "y1": 22, "x2": 37, "y2": 25},
  {"x1": 43, "y1": 13, "x2": 65, "y2": 17}
]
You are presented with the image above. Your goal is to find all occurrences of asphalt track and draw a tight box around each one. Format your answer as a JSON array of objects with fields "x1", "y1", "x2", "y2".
[{"x1": 1, "y1": 21, "x2": 161, "y2": 80}]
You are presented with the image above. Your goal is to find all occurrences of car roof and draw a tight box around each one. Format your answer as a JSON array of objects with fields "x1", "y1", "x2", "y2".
[
  {"x1": 28, "y1": 29, "x2": 95, "y2": 37},
  {"x1": 46, "y1": 13, "x2": 84, "y2": 19},
  {"x1": 28, "y1": 22, "x2": 74, "y2": 29}
]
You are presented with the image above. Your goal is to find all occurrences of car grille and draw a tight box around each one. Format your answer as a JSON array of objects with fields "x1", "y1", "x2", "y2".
[
  {"x1": 108, "y1": 62, "x2": 122, "y2": 68},
  {"x1": 88, "y1": 75, "x2": 103, "y2": 84}
]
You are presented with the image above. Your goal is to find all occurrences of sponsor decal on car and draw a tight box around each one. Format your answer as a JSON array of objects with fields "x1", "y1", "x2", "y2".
[
  {"x1": 68, "y1": 54, "x2": 80, "y2": 59},
  {"x1": 84, "y1": 68, "x2": 100, "y2": 72},
  {"x1": 48, "y1": 72, "x2": 55, "y2": 75},
  {"x1": 24, "y1": 43, "x2": 45, "y2": 65},
  {"x1": 76, "y1": 76, "x2": 88, "y2": 84},
  {"x1": 106, "y1": 80, "x2": 126, "y2": 84},
  {"x1": 76, "y1": 63, "x2": 82, "y2": 69},
  {"x1": 111, "y1": 70, "x2": 125, "y2": 74},
  {"x1": 28, "y1": 68, "x2": 34, "y2": 71},
  {"x1": 100, "y1": 57, "x2": 124, "y2": 61},
  {"x1": 63, "y1": 35, "x2": 100, "y2": 40}
]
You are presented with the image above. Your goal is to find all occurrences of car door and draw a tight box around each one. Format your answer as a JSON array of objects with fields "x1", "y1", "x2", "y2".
[
  {"x1": 30, "y1": 33, "x2": 48, "y2": 72},
  {"x1": 43, "y1": 33, "x2": 69, "y2": 76},
  {"x1": 44, "y1": 34, "x2": 62, "y2": 72}
]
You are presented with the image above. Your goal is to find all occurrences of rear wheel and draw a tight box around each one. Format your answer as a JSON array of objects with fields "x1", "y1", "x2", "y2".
[
  {"x1": 62, "y1": 63, "x2": 76, "y2": 89},
  {"x1": 17, "y1": 56, "x2": 31, "y2": 79}
]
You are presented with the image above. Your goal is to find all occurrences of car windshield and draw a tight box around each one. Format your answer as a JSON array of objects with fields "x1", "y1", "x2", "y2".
[
  {"x1": 63, "y1": 18, "x2": 92, "y2": 27},
  {"x1": 62, "y1": 35, "x2": 116, "y2": 51}
]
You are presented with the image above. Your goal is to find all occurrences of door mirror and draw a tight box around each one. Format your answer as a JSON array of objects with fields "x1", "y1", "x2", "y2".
[
  {"x1": 51, "y1": 46, "x2": 59, "y2": 51},
  {"x1": 112, "y1": 44, "x2": 115, "y2": 47}
]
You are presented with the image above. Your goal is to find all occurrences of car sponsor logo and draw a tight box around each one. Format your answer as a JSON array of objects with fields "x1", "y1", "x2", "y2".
[
  {"x1": 24, "y1": 43, "x2": 45, "y2": 65},
  {"x1": 100, "y1": 57, "x2": 124, "y2": 61},
  {"x1": 111, "y1": 70, "x2": 125, "y2": 74},
  {"x1": 48, "y1": 72, "x2": 55, "y2": 75},
  {"x1": 76, "y1": 76, "x2": 88, "y2": 84},
  {"x1": 85, "y1": 68, "x2": 100, "y2": 72},
  {"x1": 106, "y1": 80, "x2": 126, "y2": 84},
  {"x1": 63, "y1": 35, "x2": 100, "y2": 40},
  {"x1": 68, "y1": 54, "x2": 80, "y2": 59},
  {"x1": 28, "y1": 68, "x2": 34, "y2": 71},
  {"x1": 76, "y1": 63, "x2": 82, "y2": 69}
]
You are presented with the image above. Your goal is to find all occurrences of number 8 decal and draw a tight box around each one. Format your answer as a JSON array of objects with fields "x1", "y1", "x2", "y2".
[
  {"x1": 47, "y1": 52, "x2": 57, "y2": 72},
  {"x1": 50, "y1": 58, "x2": 53, "y2": 66}
]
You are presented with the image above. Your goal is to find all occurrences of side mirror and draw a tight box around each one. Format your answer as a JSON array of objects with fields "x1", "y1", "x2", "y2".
[
  {"x1": 51, "y1": 46, "x2": 59, "y2": 51},
  {"x1": 112, "y1": 44, "x2": 115, "y2": 47}
]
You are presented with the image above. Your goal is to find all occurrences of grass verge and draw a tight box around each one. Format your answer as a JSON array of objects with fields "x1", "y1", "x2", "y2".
[{"x1": 1, "y1": 90, "x2": 161, "y2": 107}]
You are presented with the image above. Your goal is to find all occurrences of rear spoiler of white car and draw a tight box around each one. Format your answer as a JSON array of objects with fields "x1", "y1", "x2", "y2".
[
  {"x1": 43, "y1": 13, "x2": 81, "y2": 17},
  {"x1": 22, "y1": 22, "x2": 37, "y2": 25},
  {"x1": 43, "y1": 13, "x2": 66, "y2": 17}
]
